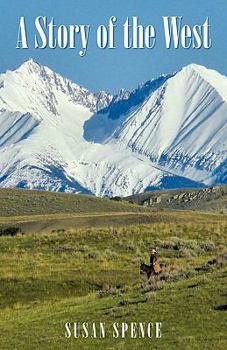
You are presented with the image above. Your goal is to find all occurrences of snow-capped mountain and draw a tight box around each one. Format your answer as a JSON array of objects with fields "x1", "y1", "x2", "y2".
[
  {"x1": 85, "y1": 64, "x2": 227, "y2": 189},
  {"x1": 0, "y1": 59, "x2": 226, "y2": 196}
]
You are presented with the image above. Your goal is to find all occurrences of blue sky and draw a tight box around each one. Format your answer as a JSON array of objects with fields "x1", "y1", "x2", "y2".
[{"x1": 0, "y1": 0, "x2": 226, "y2": 93}]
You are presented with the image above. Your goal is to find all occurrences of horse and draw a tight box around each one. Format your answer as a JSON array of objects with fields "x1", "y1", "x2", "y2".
[{"x1": 140, "y1": 262, "x2": 163, "y2": 279}]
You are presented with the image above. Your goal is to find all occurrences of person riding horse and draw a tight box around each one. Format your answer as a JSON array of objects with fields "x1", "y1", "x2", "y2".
[
  {"x1": 140, "y1": 248, "x2": 162, "y2": 279},
  {"x1": 150, "y1": 248, "x2": 157, "y2": 267},
  {"x1": 150, "y1": 248, "x2": 161, "y2": 274}
]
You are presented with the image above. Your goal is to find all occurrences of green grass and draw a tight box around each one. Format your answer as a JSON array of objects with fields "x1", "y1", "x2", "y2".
[
  {"x1": 0, "y1": 218, "x2": 226, "y2": 349},
  {"x1": 0, "y1": 188, "x2": 146, "y2": 217}
]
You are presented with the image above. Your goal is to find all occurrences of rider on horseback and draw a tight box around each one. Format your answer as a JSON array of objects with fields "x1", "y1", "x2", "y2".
[
  {"x1": 140, "y1": 248, "x2": 162, "y2": 279},
  {"x1": 150, "y1": 248, "x2": 161, "y2": 274}
]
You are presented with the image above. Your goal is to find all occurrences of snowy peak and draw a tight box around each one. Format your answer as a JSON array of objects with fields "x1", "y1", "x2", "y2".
[
  {"x1": 84, "y1": 62, "x2": 226, "y2": 188},
  {"x1": 116, "y1": 63, "x2": 227, "y2": 175},
  {"x1": 180, "y1": 63, "x2": 227, "y2": 101},
  {"x1": 16, "y1": 58, "x2": 43, "y2": 73},
  {"x1": 0, "y1": 60, "x2": 112, "y2": 118},
  {"x1": 0, "y1": 60, "x2": 226, "y2": 196},
  {"x1": 181, "y1": 63, "x2": 204, "y2": 72}
]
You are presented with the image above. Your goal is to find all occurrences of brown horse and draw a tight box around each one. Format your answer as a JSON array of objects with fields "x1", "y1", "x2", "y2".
[{"x1": 140, "y1": 262, "x2": 163, "y2": 279}]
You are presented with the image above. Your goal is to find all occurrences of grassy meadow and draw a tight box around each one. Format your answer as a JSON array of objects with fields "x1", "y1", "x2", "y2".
[{"x1": 0, "y1": 189, "x2": 226, "y2": 349}]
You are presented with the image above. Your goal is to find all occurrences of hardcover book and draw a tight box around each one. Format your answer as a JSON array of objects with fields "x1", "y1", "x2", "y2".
[{"x1": 0, "y1": 1, "x2": 226, "y2": 349}]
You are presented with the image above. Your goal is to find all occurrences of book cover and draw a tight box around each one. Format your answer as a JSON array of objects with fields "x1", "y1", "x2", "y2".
[{"x1": 0, "y1": 1, "x2": 226, "y2": 349}]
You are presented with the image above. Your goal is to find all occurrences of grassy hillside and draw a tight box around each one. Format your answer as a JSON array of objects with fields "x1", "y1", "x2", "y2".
[
  {"x1": 0, "y1": 188, "x2": 144, "y2": 217},
  {"x1": 1, "y1": 188, "x2": 225, "y2": 233},
  {"x1": 0, "y1": 188, "x2": 226, "y2": 349},
  {"x1": 0, "y1": 213, "x2": 226, "y2": 349},
  {"x1": 125, "y1": 185, "x2": 227, "y2": 212},
  {"x1": 0, "y1": 188, "x2": 148, "y2": 232}
]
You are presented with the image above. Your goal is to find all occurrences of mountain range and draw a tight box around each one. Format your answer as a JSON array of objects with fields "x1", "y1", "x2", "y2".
[{"x1": 0, "y1": 59, "x2": 226, "y2": 196}]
